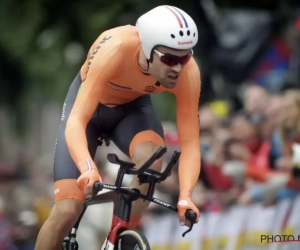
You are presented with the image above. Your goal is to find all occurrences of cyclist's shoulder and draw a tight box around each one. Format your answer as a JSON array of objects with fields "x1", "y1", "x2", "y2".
[
  {"x1": 93, "y1": 25, "x2": 140, "y2": 51},
  {"x1": 175, "y1": 58, "x2": 201, "y2": 89},
  {"x1": 183, "y1": 57, "x2": 200, "y2": 75}
]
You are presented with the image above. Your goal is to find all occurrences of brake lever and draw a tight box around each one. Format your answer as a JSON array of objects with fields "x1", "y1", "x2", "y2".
[
  {"x1": 85, "y1": 182, "x2": 103, "y2": 204},
  {"x1": 93, "y1": 182, "x2": 103, "y2": 195},
  {"x1": 182, "y1": 209, "x2": 197, "y2": 237}
]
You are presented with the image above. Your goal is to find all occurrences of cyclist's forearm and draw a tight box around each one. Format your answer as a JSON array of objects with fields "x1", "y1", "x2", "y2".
[
  {"x1": 65, "y1": 115, "x2": 97, "y2": 173},
  {"x1": 178, "y1": 142, "x2": 201, "y2": 196}
]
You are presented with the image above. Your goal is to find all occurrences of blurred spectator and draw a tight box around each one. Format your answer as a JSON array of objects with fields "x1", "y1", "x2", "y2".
[
  {"x1": 274, "y1": 89, "x2": 300, "y2": 170},
  {"x1": 242, "y1": 84, "x2": 270, "y2": 115},
  {"x1": 0, "y1": 197, "x2": 13, "y2": 250}
]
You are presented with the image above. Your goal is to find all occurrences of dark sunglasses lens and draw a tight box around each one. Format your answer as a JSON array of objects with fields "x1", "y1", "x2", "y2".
[
  {"x1": 160, "y1": 53, "x2": 192, "y2": 66},
  {"x1": 180, "y1": 54, "x2": 192, "y2": 65},
  {"x1": 160, "y1": 55, "x2": 180, "y2": 66}
]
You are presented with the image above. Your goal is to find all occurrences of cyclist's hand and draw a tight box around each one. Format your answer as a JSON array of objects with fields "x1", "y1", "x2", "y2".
[
  {"x1": 177, "y1": 195, "x2": 200, "y2": 227},
  {"x1": 77, "y1": 168, "x2": 102, "y2": 197}
]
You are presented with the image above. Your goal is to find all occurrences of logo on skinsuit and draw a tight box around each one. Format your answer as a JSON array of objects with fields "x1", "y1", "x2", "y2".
[
  {"x1": 82, "y1": 36, "x2": 112, "y2": 82},
  {"x1": 143, "y1": 86, "x2": 156, "y2": 93},
  {"x1": 108, "y1": 82, "x2": 132, "y2": 92}
]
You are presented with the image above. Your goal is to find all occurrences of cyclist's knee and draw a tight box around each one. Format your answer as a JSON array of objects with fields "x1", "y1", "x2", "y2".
[
  {"x1": 132, "y1": 141, "x2": 164, "y2": 172},
  {"x1": 50, "y1": 199, "x2": 83, "y2": 225}
]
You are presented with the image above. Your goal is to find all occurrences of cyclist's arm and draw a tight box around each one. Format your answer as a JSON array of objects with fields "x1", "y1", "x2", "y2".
[
  {"x1": 173, "y1": 60, "x2": 201, "y2": 197},
  {"x1": 65, "y1": 36, "x2": 123, "y2": 173}
]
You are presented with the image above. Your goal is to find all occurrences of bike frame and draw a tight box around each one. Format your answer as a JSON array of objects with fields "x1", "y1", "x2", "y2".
[
  {"x1": 90, "y1": 184, "x2": 178, "y2": 250},
  {"x1": 64, "y1": 146, "x2": 195, "y2": 250}
]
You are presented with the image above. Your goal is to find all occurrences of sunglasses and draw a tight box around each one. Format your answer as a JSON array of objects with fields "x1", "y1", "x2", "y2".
[{"x1": 154, "y1": 49, "x2": 193, "y2": 67}]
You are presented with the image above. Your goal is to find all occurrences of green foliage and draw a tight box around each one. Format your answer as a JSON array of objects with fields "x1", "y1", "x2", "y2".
[{"x1": 151, "y1": 92, "x2": 177, "y2": 122}]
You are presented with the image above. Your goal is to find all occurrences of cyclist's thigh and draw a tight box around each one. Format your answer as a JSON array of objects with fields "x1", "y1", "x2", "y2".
[
  {"x1": 111, "y1": 95, "x2": 165, "y2": 158},
  {"x1": 53, "y1": 73, "x2": 99, "y2": 203}
]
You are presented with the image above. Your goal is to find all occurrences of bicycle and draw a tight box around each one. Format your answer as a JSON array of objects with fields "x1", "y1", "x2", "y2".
[{"x1": 62, "y1": 145, "x2": 197, "y2": 250}]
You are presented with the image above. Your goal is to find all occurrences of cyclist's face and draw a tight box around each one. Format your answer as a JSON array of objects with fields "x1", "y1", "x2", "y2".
[{"x1": 150, "y1": 47, "x2": 192, "y2": 89}]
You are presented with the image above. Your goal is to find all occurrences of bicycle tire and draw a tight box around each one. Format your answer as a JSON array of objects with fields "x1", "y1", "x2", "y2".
[{"x1": 114, "y1": 229, "x2": 151, "y2": 250}]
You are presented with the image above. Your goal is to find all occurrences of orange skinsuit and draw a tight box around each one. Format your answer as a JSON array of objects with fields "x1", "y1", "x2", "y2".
[{"x1": 63, "y1": 25, "x2": 201, "y2": 201}]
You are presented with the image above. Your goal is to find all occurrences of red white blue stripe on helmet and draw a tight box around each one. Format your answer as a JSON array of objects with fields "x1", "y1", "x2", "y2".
[{"x1": 164, "y1": 6, "x2": 189, "y2": 28}]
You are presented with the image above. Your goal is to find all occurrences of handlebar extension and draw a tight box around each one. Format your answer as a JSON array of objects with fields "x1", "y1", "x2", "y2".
[
  {"x1": 127, "y1": 146, "x2": 167, "y2": 175},
  {"x1": 90, "y1": 183, "x2": 197, "y2": 237}
]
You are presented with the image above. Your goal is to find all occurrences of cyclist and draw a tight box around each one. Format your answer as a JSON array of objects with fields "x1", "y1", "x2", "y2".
[{"x1": 35, "y1": 5, "x2": 201, "y2": 250}]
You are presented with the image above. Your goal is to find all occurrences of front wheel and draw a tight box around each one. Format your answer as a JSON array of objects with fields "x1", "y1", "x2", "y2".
[{"x1": 114, "y1": 229, "x2": 151, "y2": 250}]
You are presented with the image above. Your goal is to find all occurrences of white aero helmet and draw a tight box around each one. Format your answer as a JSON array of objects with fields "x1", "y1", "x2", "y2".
[{"x1": 136, "y1": 5, "x2": 198, "y2": 60}]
